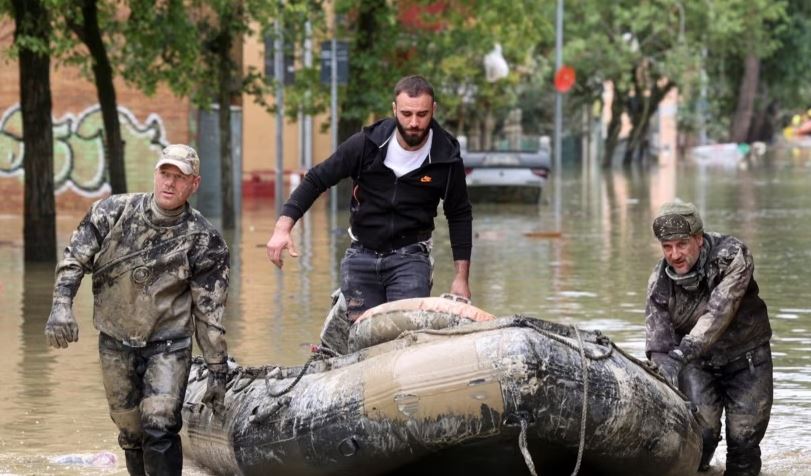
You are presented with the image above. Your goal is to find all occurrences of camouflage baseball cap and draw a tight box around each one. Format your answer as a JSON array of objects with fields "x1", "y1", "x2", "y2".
[
  {"x1": 652, "y1": 201, "x2": 703, "y2": 241},
  {"x1": 155, "y1": 144, "x2": 200, "y2": 176}
]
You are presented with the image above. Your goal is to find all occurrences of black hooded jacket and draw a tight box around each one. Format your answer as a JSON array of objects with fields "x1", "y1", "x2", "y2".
[{"x1": 282, "y1": 118, "x2": 472, "y2": 260}]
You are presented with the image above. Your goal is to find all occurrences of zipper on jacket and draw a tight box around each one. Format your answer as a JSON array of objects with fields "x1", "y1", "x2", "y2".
[{"x1": 389, "y1": 177, "x2": 399, "y2": 239}]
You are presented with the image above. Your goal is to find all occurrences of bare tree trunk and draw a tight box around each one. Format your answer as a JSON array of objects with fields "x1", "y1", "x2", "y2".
[
  {"x1": 729, "y1": 53, "x2": 760, "y2": 143},
  {"x1": 602, "y1": 85, "x2": 625, "y2": 167},
  {"x1": 13, "y1": 0, "x2": 56, "y2": 262},
  {"x1": 72, "y1": 0, "x2": 127, "y2": 193},
  {"x1": 216, "y1": 5, "x2": 237, "y2": 229},
  {"x1": 218, "y1": 64, "x2": 235, "y2": 229},
  {"x1": 747, "y1": 83, "x2": 773, "y2": 143},
  {"x1": 624, "y1": 80, "x2": 674, "y2": 165}
]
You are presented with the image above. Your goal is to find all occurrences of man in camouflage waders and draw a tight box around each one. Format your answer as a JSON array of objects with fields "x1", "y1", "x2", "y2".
[
  {"x1": 645, "y1": 201, "x2": 773, "y2": 476},
  {"x1": 44, "y1": 144, "x2": 230, "y2": 475}
]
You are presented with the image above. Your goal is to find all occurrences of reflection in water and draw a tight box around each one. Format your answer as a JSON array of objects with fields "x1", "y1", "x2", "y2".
[
  {"x1": 0, "y1": 150, "x2": 810, "y2": 474},
  {"x1": 19, "y1": 264, "x2": 58, "y2": 440}
]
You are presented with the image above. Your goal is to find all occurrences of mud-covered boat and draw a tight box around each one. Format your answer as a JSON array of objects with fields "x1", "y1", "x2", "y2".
[{"x1": 181, "y1": 299, "x2": 703, "y2": 476}]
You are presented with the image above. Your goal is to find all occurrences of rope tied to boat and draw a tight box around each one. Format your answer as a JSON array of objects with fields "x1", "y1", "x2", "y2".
[
  {"x1": 571, "y1": 325, "x2": 588, "y2": 476},
  {"x1": 263, "y1": 353, "x2": 319, "y2": 398},
  {"x1": 518, "y1": 417, "x2": 539, "y2": 476},
  {"x1": 520, "y1": 318, "x2": 613, "y2": 361},
  {"x1": 513, "y1": 324, "x2": 589, "y2": 476}
]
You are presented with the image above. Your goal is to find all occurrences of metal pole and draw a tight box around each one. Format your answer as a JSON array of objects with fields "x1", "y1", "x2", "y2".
[
  {"x1": 303, "y1": 20, "x2": 313, "y2": 169},
  {"x1": 698, "y1": 47, "x2": 708, "y2": 146},
  {"x1": 274, "y1": 14, "x2": 285, "y2": 217},
  {"x1": 329, "y1": 37, "x2": 338, "y2": 219},
  {"x1": 553, "y1": 0, "x2": 563, "y2": 231}
]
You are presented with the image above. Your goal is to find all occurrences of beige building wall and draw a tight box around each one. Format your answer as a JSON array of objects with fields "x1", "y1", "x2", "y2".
[{"x1": 241, "y1": 22, "x2": 333, "y2": 196}]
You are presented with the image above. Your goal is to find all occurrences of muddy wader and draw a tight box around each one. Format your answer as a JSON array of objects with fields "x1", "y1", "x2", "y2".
[
  {"x1": 49, "y1": 194, "x2": 229, "y2": 475},
  {"x1": 646, "y1": 225, "x2": 772, "y2": 476},
  {"x1": 681, "y1": 343, "x2": 773, "y2": 475}
]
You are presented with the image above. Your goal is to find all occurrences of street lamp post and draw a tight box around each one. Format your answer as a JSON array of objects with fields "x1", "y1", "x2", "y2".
[
  {"x1": 553, "y1": 0, "x2": 564, "y2": 232},
  {"x1": 274, "y1": 14, "x2": 284, "y2": 218}
]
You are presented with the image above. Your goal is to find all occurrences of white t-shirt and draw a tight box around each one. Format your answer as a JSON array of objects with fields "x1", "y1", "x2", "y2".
[{"x1": 384, "y1": 129, "x2": 433, "y2": 177}]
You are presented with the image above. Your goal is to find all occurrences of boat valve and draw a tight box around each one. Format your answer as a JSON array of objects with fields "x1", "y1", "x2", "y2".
[{"x1": 338, "y1": 437, "x2": 359, "y2": 457}]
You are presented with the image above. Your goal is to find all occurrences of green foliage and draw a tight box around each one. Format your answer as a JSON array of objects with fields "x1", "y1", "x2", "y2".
[
  {"x1": 676, "y1": 0, "x2": 791, "y2": 139},
  {"x1": 326, "y1": 0, "x2": 555, "y2": 140},
  {"x1": 752, "y1": 0, "x2": 811, "y2": 123},
  {"x1": 4, "y1": 0, "x2": 808, "y2": 147},
  {"x1": 1, "y1": 0, "x2": 64, "y2": 58}
]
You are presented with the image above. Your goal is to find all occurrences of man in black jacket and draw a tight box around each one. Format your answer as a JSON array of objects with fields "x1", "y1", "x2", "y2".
[
  {"x1": 645, "y1": 201, "x2": 772, "y2": 476},
  {"x1": 266, "y1": 75, "x2": 472, "y2": 324}
]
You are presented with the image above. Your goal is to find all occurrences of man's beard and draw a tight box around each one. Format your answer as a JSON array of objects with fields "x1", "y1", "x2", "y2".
[{"x1": 396, "y1": 118, "x2": 430, "y2": 148}]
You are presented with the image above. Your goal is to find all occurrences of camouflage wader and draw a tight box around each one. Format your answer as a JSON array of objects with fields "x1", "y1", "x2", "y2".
[
  {"x1": 53, "y1": 194, "x2": 229, "y2": 476},
  {"x1": 99, "y1": 333, "x2": 193, "y2": 475},
  {"x1": 646, "y1": 233, "x2": 772, "y2": 475},
  {"x1": 682, "y1": 343, "x2": 773, "y2": 476}
]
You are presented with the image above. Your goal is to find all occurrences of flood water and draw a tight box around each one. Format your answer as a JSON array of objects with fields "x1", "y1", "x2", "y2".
[{"x1": 1, "y1": 149, "x2": 810, "y2": 475}]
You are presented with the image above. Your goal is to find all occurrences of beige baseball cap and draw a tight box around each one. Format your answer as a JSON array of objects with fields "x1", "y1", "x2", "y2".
[{"x1": 155, "y1": 144, "x2": 200, "y2": 176}]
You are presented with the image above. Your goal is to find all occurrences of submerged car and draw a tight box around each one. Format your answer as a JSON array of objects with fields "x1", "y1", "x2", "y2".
[{"x1": 460, "y1": 135, "x2": 551, "y2": 203}]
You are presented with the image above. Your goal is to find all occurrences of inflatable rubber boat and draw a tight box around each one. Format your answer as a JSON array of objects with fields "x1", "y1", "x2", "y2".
[{"x1": 181, "y1": 298, "x2": 702, "y2": 476}]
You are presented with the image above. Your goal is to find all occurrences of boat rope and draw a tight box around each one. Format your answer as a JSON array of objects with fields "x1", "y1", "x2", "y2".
[
  {"x1": 512, "y1": 324, "x2": 589, "y2": 476},
  {"x1": 263, "y1": 353, "x2": 319, "y2": 398},
  {"x1": 518, "y1": 417, "x2": 539, "y2": 476},
  {"x1": 229, "y1": 368, "x2": 256, "y2": 393},
  {"x1": 570, "y1": 325, "x2": 588, "y2": 476},
  {"x1": 520, "y1": 318, "x2": 612, "y2": 361},
  {"x1": 398, "y1": 317, "x2": 614, "y2": 361}
]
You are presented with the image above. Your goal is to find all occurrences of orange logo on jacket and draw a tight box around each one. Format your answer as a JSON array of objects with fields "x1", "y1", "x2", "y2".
[{"x1": 420, "y1": 176, "x2": 432, "y2": 183}]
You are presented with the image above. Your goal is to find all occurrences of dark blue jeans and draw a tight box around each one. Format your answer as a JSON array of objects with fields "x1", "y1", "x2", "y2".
[{"x1": 340, "y1": 241, "x2": 433, "y2": 320}]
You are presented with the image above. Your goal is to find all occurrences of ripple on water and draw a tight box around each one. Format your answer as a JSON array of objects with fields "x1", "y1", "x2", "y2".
[
  {"x1": 557, "y1": 291, "x2": 599, "y2": 298},
  {"x1": 779, "y1": 308, "x2": 811, "y2": 314},
  {"x1": 775, "y1": 313, "x2": 800, "y2": 319}
]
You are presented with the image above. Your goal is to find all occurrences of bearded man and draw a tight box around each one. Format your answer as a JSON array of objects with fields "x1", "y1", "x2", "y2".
[
  {"x1": 266, "y1": 75, "x2": 472, "y2": 350},
  {"x1": 645, "y1": 201, "x2": 773, "y2": 476}
]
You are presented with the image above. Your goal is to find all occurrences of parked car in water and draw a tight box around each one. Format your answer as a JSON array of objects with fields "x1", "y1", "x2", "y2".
[{"x1": 460, "y1": 135, "x2": 552, "y2": 203}]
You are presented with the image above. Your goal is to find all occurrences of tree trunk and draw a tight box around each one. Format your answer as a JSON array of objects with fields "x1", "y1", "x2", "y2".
[
  {"x1": 75, "y1": 0, "x2": 127, "y2": 194},
  {"x1": 602, "y1": 85, "x2": 625, "y2": 167},
  {"x1": 217, "y1": 21, "x2": 235, "y2": 229},
  {"x1": 624, "y1": 80, "x2": 674, "y2": 165},
  {"x1": 13, "y1": 0, "x2": 57, "y2": 263},
  {"x1": 623, "y1": 107, "x2": 647, "y2": 165},
  {"x1": 729, "y1": 53, "x2": 760, "y2": 143},
  {"x1": 218, "y1": 71, "x2": 235, "y2": 229},
  {"x1": 747, "y1": 83, "x2": 773, "y2": 143}
]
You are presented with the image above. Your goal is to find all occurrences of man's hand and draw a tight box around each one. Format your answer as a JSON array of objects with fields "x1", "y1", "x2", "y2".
[
  {"x1": 44, "y1": 298, "x2": 79, "y2": 349},
  {"x1": 266, "y1": 216, "x2": 299, "y2": 269},
  {"x1": 201, "y1": 370, "x2": 227, "y2": 416},
  {"x1": 449, "y1": 276, "x2": 471, "y2": 301},
  {"x1": 651, "y1": 352, "x2": 684, "y2": 387},
  {"x1": 449, "y1": 260, "x2": 471, "y2": 301}
]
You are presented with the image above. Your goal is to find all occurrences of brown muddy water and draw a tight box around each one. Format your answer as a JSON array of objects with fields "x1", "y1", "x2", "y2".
[{"x1": 0, "y1": 150, "x2": 809, "y2": 475}]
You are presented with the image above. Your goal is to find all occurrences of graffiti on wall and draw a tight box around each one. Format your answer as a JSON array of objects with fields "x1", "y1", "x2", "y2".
[{"x1": 0, "y1": 104, "x2": 170, "y2": 196}]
